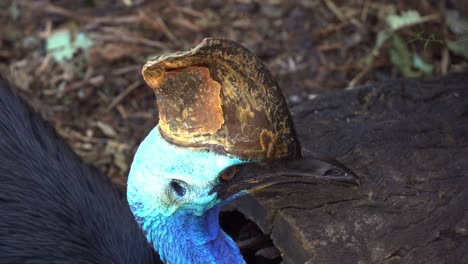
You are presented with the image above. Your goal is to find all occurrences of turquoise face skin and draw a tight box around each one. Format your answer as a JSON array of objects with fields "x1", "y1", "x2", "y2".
[{"x1": 127, "y1": 126, "x2": 248, "y2": 264}]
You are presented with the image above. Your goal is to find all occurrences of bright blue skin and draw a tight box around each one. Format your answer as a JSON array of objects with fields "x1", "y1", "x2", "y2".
[{"x1": 127, "y1": 126, "x2": 248, "y2": 264}]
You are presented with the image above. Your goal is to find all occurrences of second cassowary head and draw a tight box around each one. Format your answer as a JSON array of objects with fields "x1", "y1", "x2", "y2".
[{"x1": 127, "y1": 38, "x2": 358, "y2": 264}]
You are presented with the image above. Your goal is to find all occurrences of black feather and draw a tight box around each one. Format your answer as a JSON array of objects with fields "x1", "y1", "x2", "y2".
[{"x1": 0, "y1": 76, "x2": 161, "y2": 264}]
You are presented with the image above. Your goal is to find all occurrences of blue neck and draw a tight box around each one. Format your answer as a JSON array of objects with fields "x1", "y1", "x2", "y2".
[{"x1": 134, "y1": 205, "x2": 245, "y2": 264}]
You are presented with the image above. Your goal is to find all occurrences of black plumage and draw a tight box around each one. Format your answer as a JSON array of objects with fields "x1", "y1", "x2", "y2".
[{"x1": 0, "y1": 76, "x2": 160, "y2": 263}]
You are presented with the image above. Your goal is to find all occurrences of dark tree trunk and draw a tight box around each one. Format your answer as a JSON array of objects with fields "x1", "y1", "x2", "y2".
[{"x1": 234, "y1": 71, "x2": 468, "y2": 264}]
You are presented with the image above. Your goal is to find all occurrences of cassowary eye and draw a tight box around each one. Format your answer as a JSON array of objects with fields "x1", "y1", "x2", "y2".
[
  {"x1": 220, "y1": 167, "x2": 237, "y2": 181},
  {"x1": 170, "y1": 180, "x2": 186, "y2": 197}
]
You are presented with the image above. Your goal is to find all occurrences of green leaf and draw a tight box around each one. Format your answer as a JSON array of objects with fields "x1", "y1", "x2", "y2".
[
  {"x1": 376, "y1": 31, "x2": 390, "y2": 48},
  {"x1": 360, "y1": 31, "x2": 391, "y2": 67},
  {"x1": 8, "y1": 0, "x2": 20, "y2": 21},
  {"x1": 46, "y1": 31, "x2": 93, "y2": 63},
  {"x1": 390, "y1": 34, "x2": 418, "y2": 77},
  {"x1": 446, "y1": 10, "x2": 468, "y2": 36},
  {"x1": 386, "y1": 10, "x2": 422, "y2": 30},
  {"x1": 448, "y1": 40, "x2": 468, "y2": 59},
  {"x1": 412, "y1": 54, "x2": 433, "y2": 75}
]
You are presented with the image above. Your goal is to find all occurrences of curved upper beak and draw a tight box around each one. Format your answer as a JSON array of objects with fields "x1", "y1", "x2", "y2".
[{"x1": 211, "y1": 153, "x2": 360, "y2": 201}]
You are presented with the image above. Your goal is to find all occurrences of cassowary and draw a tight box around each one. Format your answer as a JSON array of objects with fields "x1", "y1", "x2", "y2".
[
  {"x1": 0, "y1": 38, "x2": 358, "y2": 263},
  {"x1": 0, "y1": 75, "x2": 159, "y2": 263}
]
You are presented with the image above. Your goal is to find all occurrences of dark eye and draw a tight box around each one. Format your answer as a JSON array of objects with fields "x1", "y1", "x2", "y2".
[
  {"x1": 219, "y1": 167, "x2": 237, "y2": 181},
  {"x1": 170, "y1": 180, "x2": 186, "y2": 197}
]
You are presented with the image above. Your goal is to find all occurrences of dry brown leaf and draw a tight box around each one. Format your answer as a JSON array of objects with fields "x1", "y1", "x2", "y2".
[
  {"x1": 89, "y1": 43, "x2": 140, "y2": 65},
  {"x1": 95, "y1": 121, "x2": 117, "y2": 137}
]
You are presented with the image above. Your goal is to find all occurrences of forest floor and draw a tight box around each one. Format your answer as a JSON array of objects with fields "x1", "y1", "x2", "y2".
[{"x1": 1, "y1": 0, "x2": 467, "y2": 262}]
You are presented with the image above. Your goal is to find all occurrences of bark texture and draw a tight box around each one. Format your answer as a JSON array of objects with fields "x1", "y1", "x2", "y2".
[{"x1": 235, "y1": 71, "x2": 468, "y2": 264}]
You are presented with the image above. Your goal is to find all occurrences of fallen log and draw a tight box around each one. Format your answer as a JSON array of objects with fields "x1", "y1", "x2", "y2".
[{"x1": 234, "y1": 71, "x2": 468, "y2": 264}]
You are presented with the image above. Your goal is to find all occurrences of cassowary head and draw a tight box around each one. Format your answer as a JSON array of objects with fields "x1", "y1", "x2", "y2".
[{"x1": 127, "y1": 38, "x2": 358, "y2": 264}]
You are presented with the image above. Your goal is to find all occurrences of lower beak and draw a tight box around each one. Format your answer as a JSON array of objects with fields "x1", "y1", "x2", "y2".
[{"x1": 211, "y1": 153, "x2": 359, "y2": 200}]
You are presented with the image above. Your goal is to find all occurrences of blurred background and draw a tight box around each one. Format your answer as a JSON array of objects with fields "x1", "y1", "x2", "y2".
[{"x1": 0, "y1": 0, "x2": 467, "y2": 189}]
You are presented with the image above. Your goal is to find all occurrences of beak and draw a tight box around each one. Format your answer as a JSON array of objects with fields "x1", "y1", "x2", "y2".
[{"x1": 211, "y1": 153, "x2": 360, "y2": 200}]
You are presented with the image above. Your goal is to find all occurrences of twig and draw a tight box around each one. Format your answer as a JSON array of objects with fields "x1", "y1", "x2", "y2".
[
  {"x1": 323, "y1": 0, "x2": 364, "y2": 29},
  {"x1": 361, "y1": 0, "x2": 370, "y2": 21},
  {"x1": 346, "y1": 64, "x2": 372, "y2": 90},
  {"x1": 107, "y1": 81, "x2": 142, "y2": 111},
  {"x1": 323, "y1": 0, "x2": 346, "y2": 22},
  {"x1": 59, "y1": 128, "x2": 100, "y2": 143},
  {"x1": 117, "y1": 105, "x2": 128, "y2": 120},
  {"x1": 36, "y1": 54, "x2": 52, "y2": 74},
  {"x1": 93, "y1": 27, "x2": 168, "y2": 50},
  {"x1": 172, "y1": 17, "x2": 202, "y2": 32},
  {"x1": 176, "y1": 6, "x2": 205, "y2": 18},
  {"x1": 36, "y1": 19, "x2": 52, "y2": 74},
  {"x1": 139, "y1": 10, "x2": 176, "y2": 41},
  {"x1": 440, "y1": 1, "x2": 450, "y2": 74},
  {"x1": 317, "y1": 42, "x2": 343, "y2": 52},
  {"x1": 111, "y1": 65, "x2": 140, "y2": 76},
  {"x1": 61, "y1": 75, "x2": 104, "y2": 96},
  {"x1": 26, "y1": 1, "x2": 140, "y2": 25},
  {"x1": 313, "y1": 21, "x2": 350, "y2": 37}
]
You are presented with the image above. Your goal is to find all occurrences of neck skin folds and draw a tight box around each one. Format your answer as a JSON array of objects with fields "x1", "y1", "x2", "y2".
[{"x1": 133, "y1": 205, "x2": 245, "y2": 264}]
